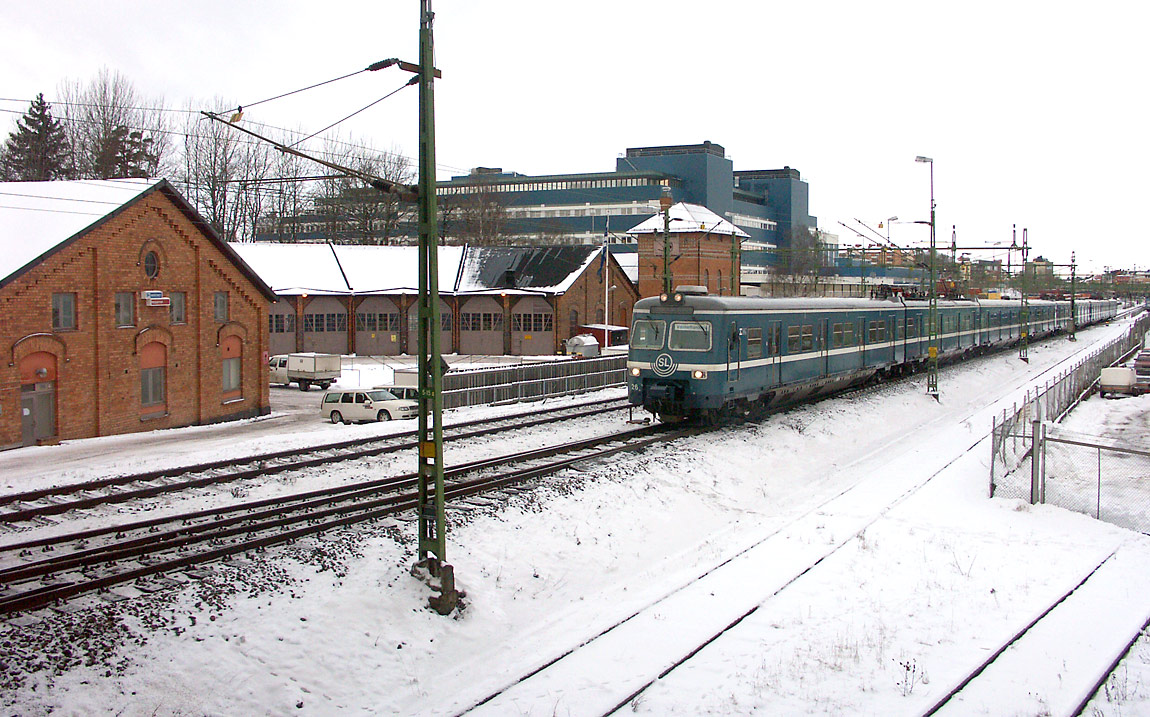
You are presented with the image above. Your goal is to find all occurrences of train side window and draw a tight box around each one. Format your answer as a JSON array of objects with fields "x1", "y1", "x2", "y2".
[
  {"x1": 832, "y1": 323, "x2": 843, "y2": 349},
  {"x1": 896, "y1": 319, "x2": 905, "y2": 340},
  {"x1": 800, "y1": 324, "x2": 813, "y2": 352},
  {"x1": 747, "y1": 327, "x2": 763, "y2": 359},
  {"x1": 631, "y1": 319, "x2": 666, "y2": 349},
  {"x1": 668, "y1": 321, "x2": 712, "y2": 351},
  {"x1": 907, "y1": 318, "x2": 916, "y2": 338},
  {"x1": 787, "y1": 326, "x2": 801, "y2": 353},
  {"x1": 844, "y1": 322, "x2": 854, "y2": 346}
]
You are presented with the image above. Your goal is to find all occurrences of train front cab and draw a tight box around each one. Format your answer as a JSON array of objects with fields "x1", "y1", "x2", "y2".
[{"x1": 628, "y1": 292, "x2": 724, "y2": 420}]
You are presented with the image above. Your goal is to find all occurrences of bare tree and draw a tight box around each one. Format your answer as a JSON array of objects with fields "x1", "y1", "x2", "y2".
[
  {"x1": 312, "y1": 138, "x2": 414, "y2": 244},
  {"x1": 455, "y1": 177, "x2": 508, "y2": 246},
  {"x1": 176, "y1": 99, "x2": 287, "y2": 242},
  {"x1": 259, "y1": 144, "x2": 312, "y2": 242},
  {"x1": 57, "y1": 68, "x2": 169, "y2": 179},
  {"x1": 770, "y1": 224, "x2": 826, "y2": 296}
]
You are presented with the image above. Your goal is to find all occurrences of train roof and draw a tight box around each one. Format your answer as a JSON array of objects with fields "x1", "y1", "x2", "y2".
[{"x1": 633, "y1": 293, "x2": 1106, "y2": 313}]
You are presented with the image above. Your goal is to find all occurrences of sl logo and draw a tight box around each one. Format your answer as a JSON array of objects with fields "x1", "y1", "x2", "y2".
[{"x1": 652, "y1": 353, "x2": 677, "y2": 377}]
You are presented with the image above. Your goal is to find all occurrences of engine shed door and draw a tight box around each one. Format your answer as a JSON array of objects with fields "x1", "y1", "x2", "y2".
[{"x1": 727, "y1": 321, "x2": 741, "y2": 382}]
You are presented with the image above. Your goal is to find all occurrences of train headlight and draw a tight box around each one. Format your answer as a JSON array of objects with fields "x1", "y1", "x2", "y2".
[
  {"x1": 630, "y1": 367, "x2": 641, "y2": 377},
  {"x1": 692, "y1": 369, "x2": 708, "y2": 379},
  {"x1": 659, "y1": 292, "x2": 670, "y2": 303}
]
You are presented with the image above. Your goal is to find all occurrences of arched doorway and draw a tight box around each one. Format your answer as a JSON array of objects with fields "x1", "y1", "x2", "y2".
[{"x1": 19, "y1": 351, "x2": 57, "y2": 446}]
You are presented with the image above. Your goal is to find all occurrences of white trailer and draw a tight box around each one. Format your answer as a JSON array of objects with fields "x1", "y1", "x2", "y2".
[{"x1": 268, "y1": 353, "x2": 342, "y2": 391}]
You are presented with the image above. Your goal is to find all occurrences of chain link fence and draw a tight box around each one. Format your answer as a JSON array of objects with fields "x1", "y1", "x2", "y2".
[
  {"x1": 991, "y1": 313, "x2": 1150, "y2": 531},
  {"x1": 1042, "y1": 430, "x2": 1150, "y2": 532}
]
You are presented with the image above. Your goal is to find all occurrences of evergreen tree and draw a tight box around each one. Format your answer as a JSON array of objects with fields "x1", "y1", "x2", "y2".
[
  {"x1": 0, "y1": 94, "x2": 71, "y2": 181},
  {"x1": 92, "y1": 125, "x2": 160, "y2": 178}
]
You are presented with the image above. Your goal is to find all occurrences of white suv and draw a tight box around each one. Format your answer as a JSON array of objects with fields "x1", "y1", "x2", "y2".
[{"x1": 321, "y1": 389, "x2": 418, "y2": 424}]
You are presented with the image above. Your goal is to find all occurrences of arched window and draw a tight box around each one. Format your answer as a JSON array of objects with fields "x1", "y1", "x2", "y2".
[
  {"x1": 221, "y1": 335, "x2": 242, "y2": 400},
  {"x1": 143, "y1": 250, "x2": 160, "y2": 279},
  {"x1": 140, "y1": 342, "x2": 167, "y2": 414}
]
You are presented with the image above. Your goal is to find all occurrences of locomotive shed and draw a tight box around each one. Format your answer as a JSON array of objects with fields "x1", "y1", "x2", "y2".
[{"x1": 1, "y1": 313, "x2": 1148, "y2": 714}]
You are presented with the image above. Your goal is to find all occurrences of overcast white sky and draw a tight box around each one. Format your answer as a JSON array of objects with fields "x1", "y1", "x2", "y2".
[{"x1": 2, "y1": 1, "x2": 1146, "y2": 274}]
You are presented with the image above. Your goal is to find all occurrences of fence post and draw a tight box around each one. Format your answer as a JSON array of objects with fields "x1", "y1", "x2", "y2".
[
  {"x1": 1096, "y1": 446, "x2": 1102, "y2": 520},
  {"x1": 990, "y1": 416, "x2": 997, "y2": 498},
  {"x1": 1030, "y1": 417, "x2": 1043, "y2": 505}
]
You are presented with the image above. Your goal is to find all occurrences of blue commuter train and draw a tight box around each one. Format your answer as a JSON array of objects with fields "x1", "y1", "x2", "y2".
[{"x1": 627, "y1": 286, "x2": 1118, "y2": 422}]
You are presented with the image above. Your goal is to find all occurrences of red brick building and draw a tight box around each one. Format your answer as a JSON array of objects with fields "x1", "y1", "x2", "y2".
[
  {"x1": 626, "y1": 202, "x2": 749, "y2": 298},
  {"x1": 0, "y1": 179, "x2": 276, "y2": 448}
]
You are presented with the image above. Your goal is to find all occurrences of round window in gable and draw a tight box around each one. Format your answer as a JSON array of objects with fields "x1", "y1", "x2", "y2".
[{"x1": 143, "y1": 250, "x2": 159, "y2": 279}]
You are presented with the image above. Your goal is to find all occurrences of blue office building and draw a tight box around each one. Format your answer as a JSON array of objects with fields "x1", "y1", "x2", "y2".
[{"x1": 256, "y1": 141, "x2": 816, "y2": 276}]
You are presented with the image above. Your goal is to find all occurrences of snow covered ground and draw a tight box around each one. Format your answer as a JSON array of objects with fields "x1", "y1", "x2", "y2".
[{"x1": 2, "y1": 324, "x2": 1149, "y2": 715}]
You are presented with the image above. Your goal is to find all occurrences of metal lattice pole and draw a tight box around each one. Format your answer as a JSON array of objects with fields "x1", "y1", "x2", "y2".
[{"x1": 414, "y1": 0, "x2": 457, "y2": 615}]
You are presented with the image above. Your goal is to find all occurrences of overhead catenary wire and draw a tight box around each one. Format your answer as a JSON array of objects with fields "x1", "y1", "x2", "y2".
[
  {"x1": 210, "y1": 59, "x2": 400, "y2": 117},
  {"x1": 287, "y1": 76, "x2": 418, "y2": 148}
]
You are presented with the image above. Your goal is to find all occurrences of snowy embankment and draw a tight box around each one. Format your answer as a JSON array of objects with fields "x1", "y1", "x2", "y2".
[{"x1": 5, "y1": 320, "x2": 1150, "y2": 716}]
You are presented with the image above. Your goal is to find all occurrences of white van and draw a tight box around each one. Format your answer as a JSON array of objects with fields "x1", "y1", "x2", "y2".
[{"x1": 321, "y1": 388, "x2": 418, "y2": 424}]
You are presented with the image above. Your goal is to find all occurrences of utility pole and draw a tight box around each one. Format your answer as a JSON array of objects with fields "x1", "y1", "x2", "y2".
[
  {"x1": 414, "y1": 0, "x2": 457, "y2": 615},
  {"x1": 1068, "y1": 251, "x2": 1077, "y2": 341},
  {"x1": 916, "y1": 155, "x2": 939, "y2": 399},
  {"x1": 660, "y1": 186, "x2": 673, "y2": 295}
]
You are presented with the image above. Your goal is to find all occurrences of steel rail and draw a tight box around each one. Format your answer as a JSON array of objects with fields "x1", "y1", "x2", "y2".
[
  {"x1": 0, "y1": 424, "x2": 686, "y2": 615},
  {"x1": 0, "y1": 398, "x2": 629, "y2": 525}
]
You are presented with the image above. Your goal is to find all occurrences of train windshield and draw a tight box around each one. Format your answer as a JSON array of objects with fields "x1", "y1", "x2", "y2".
[
  {"x1": 630, "y1": 319, "x2": 666, "y2": 349},
  {"x1": 669, "y1": 320, "x2": 712, "y2": 351}
]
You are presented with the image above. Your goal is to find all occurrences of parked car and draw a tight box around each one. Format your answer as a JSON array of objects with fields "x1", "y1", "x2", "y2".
[
  {"x1": 321, "y1": 388, "x2": 417, "y2": 424},
  {"x1": 269, "y1": 353, "x2": 341, "y2": 391},
  {"x1": 373, "y1": 384, "x2": 419, "y2": 402}
]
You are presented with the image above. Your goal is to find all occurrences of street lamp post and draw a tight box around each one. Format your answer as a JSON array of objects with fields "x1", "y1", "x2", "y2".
[{"x1": 915, "y1": 155, "x2": 939, "y2": 399}]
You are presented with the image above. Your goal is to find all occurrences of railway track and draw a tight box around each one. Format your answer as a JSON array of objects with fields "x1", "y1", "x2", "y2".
[
  {"x1": 0, "y1": 422, "x2": 696, "y2": 617},
  {"x1": 448, "y1": 327, "x2": 1150, "y2": 716},
  {"x1": 924, "y1": 547, "x2": 1150, "y2": 715},
  {"x1": 0, "y1": 396, "x2": 632, "y2": 529}
]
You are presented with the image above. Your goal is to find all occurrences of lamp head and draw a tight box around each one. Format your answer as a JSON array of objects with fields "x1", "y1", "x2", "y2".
[{"x1": 915, "y1": 156, "x2": 933, "y2": 164}]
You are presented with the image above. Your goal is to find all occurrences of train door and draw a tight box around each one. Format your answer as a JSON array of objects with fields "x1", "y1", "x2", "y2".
[
  {"x1": 858, "y1": 316, "x2": 867, "y2": 368},
  {"x1": 818, "y1": 319, "x2": 830, "y2": 376},
  {"x1": 886, "y1": 313, "x2": 897, "y2": 365},
  {"x1": 768, "y1": 320, "x2": 782, "y2": 386},
  {"x1": 727, "y1": 321, "x2": 741, "y2": 382}
]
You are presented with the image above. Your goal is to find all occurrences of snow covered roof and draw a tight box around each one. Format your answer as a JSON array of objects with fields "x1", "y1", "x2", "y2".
[
  {"x1": 455, "y1": 246, "x2": 600, "y2": 295},
  {"x1": 228, "y1": 243, "x2": 352, "y2": 295},
  {"x1": 625, "y1": 202, "x2": 750, "y2": 239},
  {"x1": 333, "y1": 244, "x2": 465, "y2": 295},
  {"x1": 614, "y1": 251, "x2": 638, "y2": 284},
  {"x1": 229, "y1": 243, "x2": 593, "y2": 297},
  {"x1": 0, "y1": 179, "x2": 275, "y2": 300},
  {"x1": 0, "y1": 178, "x2": 160, "y2": 283}
]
